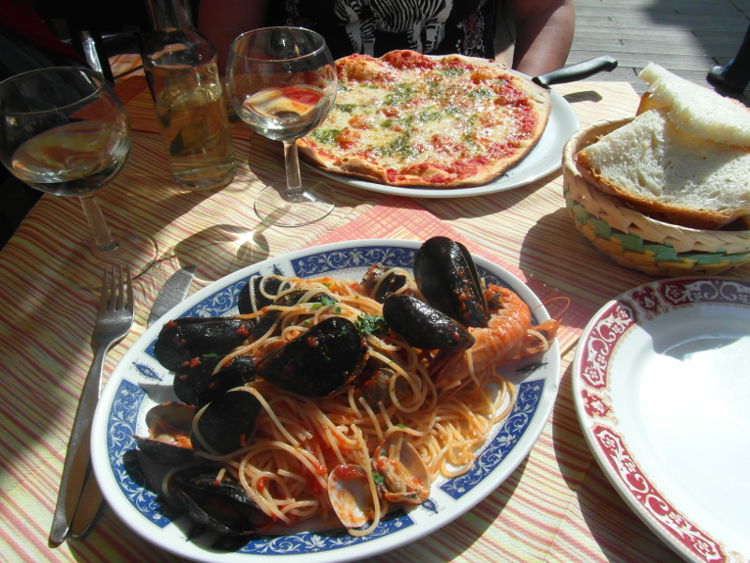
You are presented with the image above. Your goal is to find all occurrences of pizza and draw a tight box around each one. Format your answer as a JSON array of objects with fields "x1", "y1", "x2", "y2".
[{"x1": 297, "y1": 50, "x2": 552, "y2": 188}]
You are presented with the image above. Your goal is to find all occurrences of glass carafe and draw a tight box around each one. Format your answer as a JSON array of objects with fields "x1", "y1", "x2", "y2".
[{"x1": 141, "y1": 0, "x2": 236, "y2": 190}]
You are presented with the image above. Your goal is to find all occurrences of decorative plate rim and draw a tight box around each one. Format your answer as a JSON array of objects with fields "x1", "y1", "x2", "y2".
[{"x1": 572, "y1": 276, "x2": 750, "y2": 562}]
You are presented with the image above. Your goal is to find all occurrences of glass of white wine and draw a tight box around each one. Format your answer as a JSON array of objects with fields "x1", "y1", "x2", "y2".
[
  {"x1": 0, "y1": 66, "x2": 156, "y2": 288},
  {"x1": 227, "y1": 27, "x2": 338, "y2": 227}
]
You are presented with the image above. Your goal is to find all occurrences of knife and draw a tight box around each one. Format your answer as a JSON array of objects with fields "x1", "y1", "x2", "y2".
[
  {"x1": 147, "y1": 265, "x2": 197, "y2": 327},
  {"x1": 531, "y1": 56, "x2": 618, "y2": 89},
  {"x1": 56, "y1": 266, "x2": 197, "y2": 542}
]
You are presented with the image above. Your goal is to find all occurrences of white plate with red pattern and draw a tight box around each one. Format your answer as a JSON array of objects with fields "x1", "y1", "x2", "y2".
[{"x1": 572, "y1": 277, "x2": 750, "y2": 562}]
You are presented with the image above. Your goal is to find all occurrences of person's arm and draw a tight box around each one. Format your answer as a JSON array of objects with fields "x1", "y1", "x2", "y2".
[
  {"x1": 197, "y1": 0, "x2": 269, "y2": 71},
  {"x1": 509, "y1": 0, "x2": 575, "y2": 76}
]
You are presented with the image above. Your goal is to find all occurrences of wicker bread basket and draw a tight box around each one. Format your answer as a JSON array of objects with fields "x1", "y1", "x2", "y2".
[{"x1": 562, "y1": 118, "x2": 750, "y2": 276}]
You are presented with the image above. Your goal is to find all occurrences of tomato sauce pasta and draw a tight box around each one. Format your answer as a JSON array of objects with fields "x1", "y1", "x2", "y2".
[{"x1": 192, "y1": 271, "x2": 528, "y2": 535}]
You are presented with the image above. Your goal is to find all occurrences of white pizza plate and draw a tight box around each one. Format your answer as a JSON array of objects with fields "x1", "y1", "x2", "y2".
[
  {"x1": 572, "y1": 277, "x2": 750, "y2": 562},
  {"x1": 307, "y1": 91, "x2": 579, "y2": 198},
  {"x1": 91, "y1": 239, "x2": 561, "y2": 562}
]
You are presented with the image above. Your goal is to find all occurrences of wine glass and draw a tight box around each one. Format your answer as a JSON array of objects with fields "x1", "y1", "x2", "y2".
[
  {"x1": 228, "y1": 27, "x2": 338, "y2": 227},
  {"x1": 0, "y1": 66, "x2": 156, "y2": 289}
]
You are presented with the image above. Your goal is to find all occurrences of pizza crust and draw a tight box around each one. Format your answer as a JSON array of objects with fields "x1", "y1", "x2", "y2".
[{"x1": 297, "y1": 50, "x2": 551, "y2": 188}]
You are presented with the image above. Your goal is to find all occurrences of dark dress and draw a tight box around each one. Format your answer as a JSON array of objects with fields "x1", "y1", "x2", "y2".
[{"x1": 267, "y1": 0, "x2": 506, "y2": 59}]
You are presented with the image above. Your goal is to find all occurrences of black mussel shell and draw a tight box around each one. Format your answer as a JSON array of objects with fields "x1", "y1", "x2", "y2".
[
  {"x1": 204, "y1": 356, "x2": 256, "y2": 402},
  {"x1": 237, "y1": 275, "x2": 292, "y2": 315},
  {"x1": 154, "y1": 317, "x2": 254, "y2": 371},
  {"x1": 173, "y1": 354, "x2": 222, "y2": 407},
  {"x1": 382, "y1": 294, "x2": 475, "y2": 350},
  {"x1": 361, "y1": 264, "x2": 410, "y2": 302},
  {"x1": 256, "y1": 316, "x2": 368, "y2": 397},
  {"x1": 414, "y1": 236, "x2": 488, "y2": 328},
  {"x1": 250, "y1": 289, "x2": 335, "y2": 340},
  {"x1": 167, "y1": 464, "x2": 265, "y2": 536},
  {"x1": 174, "y1": 354, "x2": 256, "y2": 408},
  {"x1": 135, "y1": 402, "x2": 196, "y2": 465},
  {"x1": 192, "y1": 388, "x2": 262, "y2": 455}
]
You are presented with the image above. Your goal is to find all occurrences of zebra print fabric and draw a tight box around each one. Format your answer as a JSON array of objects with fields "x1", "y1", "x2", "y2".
[{"x1": 268, "y1": 0, "x2": 503, "y2": 59}]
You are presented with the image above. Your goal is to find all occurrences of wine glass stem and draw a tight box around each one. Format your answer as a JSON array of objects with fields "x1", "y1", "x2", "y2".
[
  {"x1": 283, "y1": 140, "x2": 303, "y2": 197},
  {"x1": 79, "y1": 195, "x2": 118, "y2": 252}
]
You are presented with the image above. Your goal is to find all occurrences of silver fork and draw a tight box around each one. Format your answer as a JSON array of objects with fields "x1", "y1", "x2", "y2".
[{"x1": 49, "y1": 265, "x2": 134, "y2": 545}]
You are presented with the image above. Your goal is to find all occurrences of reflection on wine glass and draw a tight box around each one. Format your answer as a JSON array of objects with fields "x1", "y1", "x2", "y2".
[
  {"x1": 228, "y1": 27, "x2": 337, "y2": 227},
  {"x1": 0, "y1": 66, "x2": 156, "y2": 288}
]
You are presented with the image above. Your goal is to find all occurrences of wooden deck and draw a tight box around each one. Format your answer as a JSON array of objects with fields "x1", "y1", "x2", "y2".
[{"x1": 569, "y1": 0, "x2": 750, "y2": 99}]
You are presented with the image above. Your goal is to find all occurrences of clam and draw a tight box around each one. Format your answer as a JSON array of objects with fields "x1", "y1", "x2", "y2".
[
  {"x1": 327, "y1": 433, "x2": 430, "y2": 529},
  {"x1": 374, "y1": 434, "x2": 429, "y2": 504},
  {"x1": 327, "y1": 464, "x2": 375, "y2": 529}
]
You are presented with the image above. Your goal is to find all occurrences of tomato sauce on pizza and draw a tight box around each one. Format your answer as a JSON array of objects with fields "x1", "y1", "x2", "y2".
[{"x1": 297, "y1": 50, "x2": 551, "y2": 188}]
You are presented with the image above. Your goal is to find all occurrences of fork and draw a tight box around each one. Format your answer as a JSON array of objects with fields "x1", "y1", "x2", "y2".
[{"x1": 49, "y1": 265, "x2": 134, "y2": 545}]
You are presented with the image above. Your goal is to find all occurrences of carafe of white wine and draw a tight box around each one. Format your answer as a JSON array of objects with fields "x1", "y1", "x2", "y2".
[{"x1": 141, "y1": 0, "x2": 236, "y2": 190}]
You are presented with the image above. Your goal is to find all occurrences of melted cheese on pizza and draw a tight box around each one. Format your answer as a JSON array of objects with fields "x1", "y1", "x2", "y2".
[{"x1": 298, "y1": 51, "x2": 550, "y2": 186}]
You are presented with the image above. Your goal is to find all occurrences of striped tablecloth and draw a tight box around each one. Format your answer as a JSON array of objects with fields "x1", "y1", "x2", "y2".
[{"x1": 2, "y1": 77, "x2": 737, "y2": 562}]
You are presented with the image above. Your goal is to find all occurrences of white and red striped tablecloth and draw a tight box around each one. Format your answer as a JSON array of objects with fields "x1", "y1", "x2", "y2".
[{"x1": 2, "y1": 77, "x2": 734, "y2": 562}]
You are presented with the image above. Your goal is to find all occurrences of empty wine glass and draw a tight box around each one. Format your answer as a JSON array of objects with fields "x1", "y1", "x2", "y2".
[
  {"x1": 227, "y1": 27, "x2": 337, "y2": 227},
  {"x1": 0, "y1": 66, "x2": 156, "y2": 288}
]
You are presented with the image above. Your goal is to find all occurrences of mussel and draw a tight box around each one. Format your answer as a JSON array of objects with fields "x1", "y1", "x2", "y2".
[
  {"x1": 154, "y1": 317, "x2": 254, "y2": 371},
  {"x1": 250, "y1": 288, "x2": 338, "y2": 340},
  {"x1": 174, "y1": 354, "x2": 256, "y2": 408},
  {"x1": 382, "y1": 294, "x2": 474, "y2": 350},
  {"x1": 255, "y1": 316, "x2": 369, "y2": 397},
  {"x1": 413, "y1": 236, "x2": 488, "y2": 328},
  {"x1": 237, "y1": 274, "x2": 293, "y2": 315},
  {"x1": 356, "y1": 365, "x2": 409, "y2": 406},
  {"x1": 192, "y1": 388, "x2": 263, "y2": 455},
  {"x1": 134, "y1": 402, "x2": 196, "y2": 465},
  {"x1": 165, "y1": 464, "x2": 267, "y2": 536},
  {"x1": 360, "y1": 264, "x2": 412, "y2": 302}
]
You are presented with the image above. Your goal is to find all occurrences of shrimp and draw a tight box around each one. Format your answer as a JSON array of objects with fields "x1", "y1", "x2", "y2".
[{"x1": 434, "y1": 284, "x2": 558, "y2": 382}]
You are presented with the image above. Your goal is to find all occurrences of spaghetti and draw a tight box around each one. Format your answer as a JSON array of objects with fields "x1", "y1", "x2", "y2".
[{"x1": 184, "y1": 268, "x2": 548, "y2": 536}]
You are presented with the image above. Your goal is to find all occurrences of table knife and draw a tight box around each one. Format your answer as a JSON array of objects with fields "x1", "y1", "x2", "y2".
[
  {"x1": 147, "y1": 265, "x2": 196, "y2": 327},
  {"x1": 54, "y1": 265, "x2": 196, "y2": 542},
  {"x1": 531, "y1": 56, "x2": 618, "y2": 89}
]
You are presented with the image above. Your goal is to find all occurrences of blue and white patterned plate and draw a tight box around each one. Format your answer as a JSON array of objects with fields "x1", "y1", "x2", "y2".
[{"x1": 91, "y1": 239, "x2": 561, "y2": 562}]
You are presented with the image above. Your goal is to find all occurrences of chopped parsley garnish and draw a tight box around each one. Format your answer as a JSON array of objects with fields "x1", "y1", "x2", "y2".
[
  {"x1": 441, "y1": 67, "x2": 466, "y2": 77},
  {"x1": 463, "y1": 132, "x2": 482, "y2": 152},
  {"x1": 426, "y1": 80, "x2": 443, "y2": 99},
  {"x1": 311, "y1": 294, "x2": 340, "y2": 313},
  {"x1": 335, "y1": 103, "x2": 358, "y2": 113},
  {"x1": 380, "y1": 118, "x2": 394, "y2": 128},
  {"x1": 355, "y1": 313, "x2": 388, "y2": 335},
  {"x1": 320, "y1": 294, "x2": 337, "y2": 307},
  {"x1": 311, "y1": 128, "x2": 340, "y2": 145},
  {"x1": 376, "y1": 133, "x2": 417, "y2": 158},
  {"x1": 470, "y1": 87, "x2": 493, "y2": 99},
  {"x1": 372, "y1": 470, "x2": 384, "y2": 485},
  {"x1": 384, "y1": 83, "x2": 414, "y2": 105},
  {"x1": 418, "y1": 109, "x2": 442, "y2": 122}
]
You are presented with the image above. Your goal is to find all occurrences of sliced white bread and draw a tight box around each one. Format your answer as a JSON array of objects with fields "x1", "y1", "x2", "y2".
[
  {"x1": 638, "y1": 62, "x2": 750, "y2": 147},
  {"x1": 576, "y1": 109, "x2": 750, "y2": 229}
]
